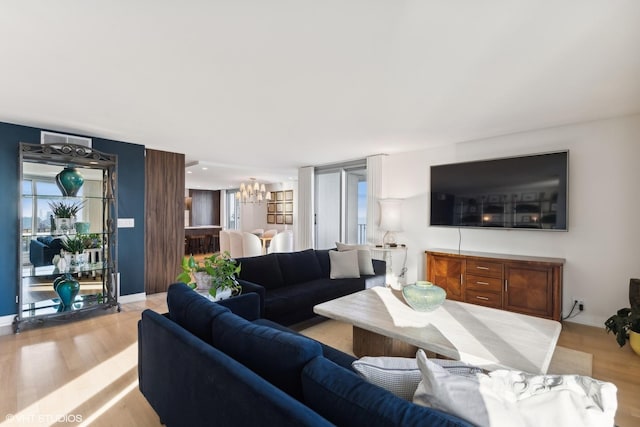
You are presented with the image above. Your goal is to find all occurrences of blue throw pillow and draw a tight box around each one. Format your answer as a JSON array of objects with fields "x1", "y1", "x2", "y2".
[
  {"x1": 212, "y1": 311, "x2": 322, "y2": 400},
  {"x1": 276, "y1": 249, "x2": 323, "y2": 286},
  {"x1": 167, "y1": 282, "x2": 230, "y2": 344}
]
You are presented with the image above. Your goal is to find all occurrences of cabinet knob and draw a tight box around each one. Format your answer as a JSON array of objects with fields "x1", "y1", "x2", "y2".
[
  {"x1": 476, "y1": 296, "x2": 489, "y2": 301},
  {"x1": 476, "y1": 281, "x2": 489, "y2": 285},
  {"x1": 476, "y1": 266, "x2": 489, "y2": 270}
]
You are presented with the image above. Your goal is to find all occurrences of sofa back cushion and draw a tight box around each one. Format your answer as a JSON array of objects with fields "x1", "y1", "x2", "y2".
[
  {"x1": 167, "y1": 282, "x2": 230, "y2": 344},
  {"x1": 237, "y1": 253, "x2": 285, "y2": 290},
  {"x1": 276, "y1": 249, "x2": 323, "y2": 286},
  {"x1": 301, "y1": 356, "x2": 473, "y2": 427},
  {"x1": 315, "y1": 249, "x2": 332, "y2": 278},
  {"x1": 212, "y1": 311, "x2": 323, "y2": 400}
]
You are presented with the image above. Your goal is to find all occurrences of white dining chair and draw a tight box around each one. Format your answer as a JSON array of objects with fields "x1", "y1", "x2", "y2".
[
  {"x1": 242, "y1": 232, "x2": 262, "y2": 257},
  {"x1": 228, "y1": 231, "x2": 244, "y2": 258},
  {"x1": 219, "y1": 230, "x2": 231, "y2": 255},
  {"x1": 268, "y1": 230, "x2": 294, "y2": 253}
]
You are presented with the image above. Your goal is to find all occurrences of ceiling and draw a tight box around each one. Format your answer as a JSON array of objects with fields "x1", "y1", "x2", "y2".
[{"x1": 2, "y1": 1, "x2": 639, "y2": 190}]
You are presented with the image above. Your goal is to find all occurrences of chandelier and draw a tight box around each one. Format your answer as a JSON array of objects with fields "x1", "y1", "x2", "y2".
[{"x1": 236, "y1": 178, "x2": 271, "y2": 203}]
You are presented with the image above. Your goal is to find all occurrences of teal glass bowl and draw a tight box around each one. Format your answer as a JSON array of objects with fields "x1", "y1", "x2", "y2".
[{"x1": 402, "y1": 281, "x2": 446, "y2": 312}]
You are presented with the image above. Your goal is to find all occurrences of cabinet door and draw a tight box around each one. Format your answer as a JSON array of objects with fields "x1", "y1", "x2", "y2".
[
  {"x1": 504, "y1": 263, "x2": 554, "y2": 318},
  {"x1": 427, "y1": 255, "x2": 464, "y2": 301}
]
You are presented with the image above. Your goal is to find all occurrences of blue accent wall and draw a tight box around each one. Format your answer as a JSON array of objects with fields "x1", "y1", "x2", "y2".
[{"x1": 0, "y1": 121, "x2": 145, "y2": 316}]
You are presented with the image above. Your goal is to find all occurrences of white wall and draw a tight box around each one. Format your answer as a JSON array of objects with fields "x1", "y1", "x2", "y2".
[{"x1": 381, "y1": 114, "x2": 640, "y2": 327}]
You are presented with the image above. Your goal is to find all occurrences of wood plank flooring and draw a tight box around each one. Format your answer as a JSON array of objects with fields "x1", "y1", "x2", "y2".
[{"x1": 0, "y1": 294, "x2": 638, "y2": 426}]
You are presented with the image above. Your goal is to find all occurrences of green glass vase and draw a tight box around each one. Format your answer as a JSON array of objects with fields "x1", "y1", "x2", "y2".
[
  {"x1": 53, "y1": 273, "x2": 80, "y2": 309},
  {"x1": 402, "y1": 281, "x2": 446, "y2": 312},
  {"x1": 56, "y1": 167, "x2": 84, "y2": 196}
]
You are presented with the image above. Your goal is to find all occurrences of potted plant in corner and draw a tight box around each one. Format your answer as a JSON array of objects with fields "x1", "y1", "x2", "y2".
[
  {"x1": 176, "y1": 251, "x2": 242, "y2": 301},
  {"x1": 604, "y1": 307, "x2": 640, "y2": 356}
]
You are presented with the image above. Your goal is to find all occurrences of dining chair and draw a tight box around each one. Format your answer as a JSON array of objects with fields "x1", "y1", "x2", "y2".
[{"x1": 242, "y1": 232, "x2": 262, "y2": 257}]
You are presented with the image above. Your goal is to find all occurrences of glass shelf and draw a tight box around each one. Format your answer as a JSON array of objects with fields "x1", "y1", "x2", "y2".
[
  {"x1": 20, "y1": 293, "x2": 109, "y2": 319},
  {"x1": 22, "y1": 262, "x2": 108, "y2": 279}
]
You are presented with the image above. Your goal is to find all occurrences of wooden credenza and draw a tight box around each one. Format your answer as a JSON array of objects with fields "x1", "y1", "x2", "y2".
[{"x1": 425, "y1": 249, "x2": 564, "y2": 321}]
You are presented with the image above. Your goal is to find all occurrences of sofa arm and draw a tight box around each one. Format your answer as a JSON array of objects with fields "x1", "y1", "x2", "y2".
[
  {"x1": 238, "y1": 279, "x2": 265, "y2": 317},
  {"x1": 217, "y1": 292, "x2": 261, "y2": 321},
  {"x1": 138, "y1": 310, "x2": 331, "y2": 427}
]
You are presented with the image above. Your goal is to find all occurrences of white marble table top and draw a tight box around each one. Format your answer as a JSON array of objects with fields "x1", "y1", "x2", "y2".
[{"x1": 314, "y1": 287, "x2": 562, "y2": 373}]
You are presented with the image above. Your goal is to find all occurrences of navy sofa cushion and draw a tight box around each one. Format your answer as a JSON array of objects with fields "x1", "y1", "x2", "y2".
[
  {"x1": 254, "y1": 318, "x2": 357, "y2": 371},
  {"x1": 314, "y1": 249, "x2": 332, "y2": 278},
  {"x1": 167, "y1": 282, "x2": 230, "y2": 344},
  {"x1": 301, "y1": 357, "x2": 473, "y2": 427},
  {"x1": 237, "y1": 253, "x2": 285, "y2": 290},
  {"x1": 264, "y1": 278, "x2": 364, "y2": 324},
  {"x1": 276, "y1": 249, "x2": 323, "y2": 286},
  {"x1": 138, "y1": 310, "x2": 332, "y2": 427},
  {"x1": 212, "y1": 311, "x2": 323, "y2": 400}
]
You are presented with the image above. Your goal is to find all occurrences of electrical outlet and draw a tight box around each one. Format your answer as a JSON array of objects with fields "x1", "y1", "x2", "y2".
[{"x1": 573, "y1": 297, "x2": 585, "y2": 311}]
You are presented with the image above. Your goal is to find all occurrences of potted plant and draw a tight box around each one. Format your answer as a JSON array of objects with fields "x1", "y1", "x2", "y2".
[
  {"x1": 604, "y1": 307, "x2": 640, "y2": 355},
  {"x1": 49, "y1": 200, "x2": 85, "y2": 234},
  {"x1": 61, "y1": 235, "x2": 86, "y2": 266},
  {"x1": 176, "y1": 251, "x2": 242, "y2": 301}
]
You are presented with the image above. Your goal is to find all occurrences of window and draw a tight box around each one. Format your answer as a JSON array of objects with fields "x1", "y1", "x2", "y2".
[
  {"x1": 314, "y1": 161, "x2": 367, "y2": 249},
  {"x1": 226, "y1": 189, "x2": 240, "y2": 230}
]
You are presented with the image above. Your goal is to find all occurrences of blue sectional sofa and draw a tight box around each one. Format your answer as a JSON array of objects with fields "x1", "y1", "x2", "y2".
[
  {"x1": 235, "y1": 248, "x2": 386, "y2": 325},
  {"x1": 138, "y1": 283, "x2": 472, "y2": 427},
  {"x1": 29, "y1": 236, "x2": 64, "y2": 266}
]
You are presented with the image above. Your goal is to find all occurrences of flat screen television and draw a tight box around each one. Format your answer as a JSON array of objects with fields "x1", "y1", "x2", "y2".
[{"x1": 430, "y1": 151, "x2": 568, "y2": 230}]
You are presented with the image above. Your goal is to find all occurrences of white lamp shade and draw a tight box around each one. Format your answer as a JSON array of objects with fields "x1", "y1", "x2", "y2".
[{"x1": 379, "y1": 199, "x2": 403, "y2": 231}]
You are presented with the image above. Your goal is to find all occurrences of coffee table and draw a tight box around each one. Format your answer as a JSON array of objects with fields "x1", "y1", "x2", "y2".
[{"x1": 314, "y1": 287, "x2": 561, "y2": 374}]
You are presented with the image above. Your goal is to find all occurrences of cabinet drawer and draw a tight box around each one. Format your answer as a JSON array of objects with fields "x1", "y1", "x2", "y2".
[
  {"x1": 465, "y1": 274, "x2": 502, "y2": 292},
  {"x1": 466, "y1": 260, "x2": 503, "y2": 278},
  {"x1": 465, "y1": 289, "x2": 502, "y2": 309}
]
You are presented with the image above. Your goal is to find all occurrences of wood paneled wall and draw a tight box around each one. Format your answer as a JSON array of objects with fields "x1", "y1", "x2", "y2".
[
  {"x1": 145, "y1": 149, "x2": 185, "y2": 294},
  {"x1": 189, "y1": 189, "x2": 220, "y2": 226}
]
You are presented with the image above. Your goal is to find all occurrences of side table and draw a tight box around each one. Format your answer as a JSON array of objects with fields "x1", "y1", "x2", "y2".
[{"x1": 370, "y1": 245, "x2": 407, "y2": 288}]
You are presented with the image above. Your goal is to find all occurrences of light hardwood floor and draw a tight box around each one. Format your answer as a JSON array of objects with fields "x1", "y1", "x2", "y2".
[{"x1": 1, "y1": 294, "x2": 638, "y2": 426}]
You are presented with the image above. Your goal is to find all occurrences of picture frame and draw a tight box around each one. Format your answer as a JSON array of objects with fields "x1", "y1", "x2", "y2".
[
  {"x1": 285, "y1": 202, "x2": 293, "y2": 213},
  {"x1": 284, "y1": 214, "x2": 293, "y2": 224},
  {"x1": 522, "y1": 192, "x2": 537, "y2": 202},
  {"x1": 520, "y1": 215, "x2": 531, "y2": 223},
  {"x1": 285, "y1": 190, "x2": 293, "y2": 201},
  {"x1": 276, "y1": 214, "x2": 284, "y2": 224},
  {"x1": 276, "y1": 203, "x2": 284, "y2": 213},
  {"x1": 267, "y1": 214, "x2": 276, "y2": 224},
  {"x1": 275, "y1": 191, "x2": 284, "y2": 201},
  {"x1": 267, "y1": 203, "x2": 276, "y2": 213}
]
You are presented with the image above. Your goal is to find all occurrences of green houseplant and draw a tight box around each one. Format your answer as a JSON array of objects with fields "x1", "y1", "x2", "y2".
[
  {"x1": 176, "y1": 251, "x2": 242, "y2": 300},
  {"x1": 61, "y1": 235, "x2": 85, "y2": 254},
  {"x1": 48, "y1": 200, "x2": 85, "y2": 218},
  {"x1": 604, "y1": 307, "x2": 640, "y2": 350}
]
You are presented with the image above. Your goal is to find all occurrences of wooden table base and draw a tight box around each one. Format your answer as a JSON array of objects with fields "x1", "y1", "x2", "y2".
[{"x1": 353, "y1": 326, "x2": 419, "y2": 358}]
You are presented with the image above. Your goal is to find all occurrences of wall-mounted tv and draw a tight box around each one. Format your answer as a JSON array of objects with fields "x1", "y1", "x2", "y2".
[{"x1": 430, "y1": 151, "x2": 568, "y2": 230}]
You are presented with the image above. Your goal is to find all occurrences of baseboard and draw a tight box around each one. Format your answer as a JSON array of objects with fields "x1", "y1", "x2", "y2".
[
  {"x1": 118, "y1": 292, "x2": 146, "y2": 304},
  {"x1": 0, "y1": 314, "x2": 16, "y2": 336}
]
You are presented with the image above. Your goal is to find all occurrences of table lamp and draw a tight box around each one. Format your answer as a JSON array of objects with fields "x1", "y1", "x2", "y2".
[{"x1": 379, "y1": 199, "x2": 403, "y2": 248}]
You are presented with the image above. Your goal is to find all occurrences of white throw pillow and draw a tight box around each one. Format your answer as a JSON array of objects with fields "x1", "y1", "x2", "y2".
[
  {"x1": 413, "y1": 349, "x2": 617, "y2": 427},
  {"x1": 335, "y1": 242, "x2": 375, "y2": 275},
  {"x1": 352, "y1": 355, "x2": 483, "y2": 401},
  {"x1": 329, "y1": 250, "x2": 360, "y2": 279},
  {"x1": 352, "y1": 356, "x2": 422, "y2": 400}
]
